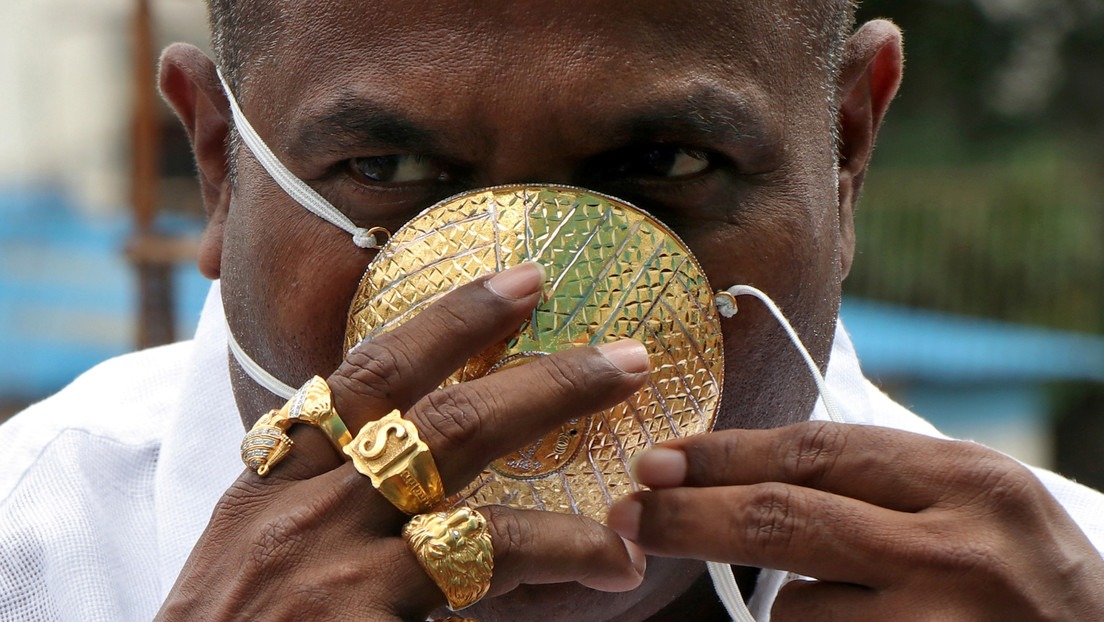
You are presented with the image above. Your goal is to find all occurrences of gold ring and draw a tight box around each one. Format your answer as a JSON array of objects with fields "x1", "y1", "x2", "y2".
[
  {"x1": 344, "y1": 410, "x2": 444, "y2": 514},
  {"x1": 240, "y1": 376, "x2": 353, "y2": 476},
  {"x1": 404, "y1": 507, "x2": 494, "y2": 611}
]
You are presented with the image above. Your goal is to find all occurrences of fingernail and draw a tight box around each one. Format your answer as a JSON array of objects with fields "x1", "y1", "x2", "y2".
[
  {"x1": 621, "y1": 537, "x2": 647, "y2": 577},
  {"x1": 607, "y1": 498, "x2": 642, "y2": 541},
  {"x1": 597, "y1": 339, "x2": 649, "y2": 374},
  {"x1": 633, "y1": 448, "x2": 687, "y2": 488},
  {"x1": 485, "y1": 262, "x2": 545, "y2": 300}
]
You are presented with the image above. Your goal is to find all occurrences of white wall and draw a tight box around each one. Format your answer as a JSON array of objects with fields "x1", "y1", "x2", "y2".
[{"x1": 0, "y1": 0, "x2": 208, "y2": 214}]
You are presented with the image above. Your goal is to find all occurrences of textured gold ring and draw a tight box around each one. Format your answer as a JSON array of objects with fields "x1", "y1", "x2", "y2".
[
  {"x1": 404, "y1": 507, "x2": 494, "y2": 611},
  {"x1": 240, "y1": 376, "x2": 353, "y2": 476},
  {"x1": 344, "y1": 410, "x2": 445, "y2": 514}
]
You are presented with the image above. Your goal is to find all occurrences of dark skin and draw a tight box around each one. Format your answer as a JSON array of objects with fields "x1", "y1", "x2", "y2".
[{"x1": 158, "y1": 1, "x2": 1104, "y2": 619}]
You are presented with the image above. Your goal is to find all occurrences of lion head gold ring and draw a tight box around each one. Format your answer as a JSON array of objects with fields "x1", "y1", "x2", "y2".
[
  {"x1": 240, "y1": 376, "x2": 353, "y2": 476},
  {"x1": 344, "y1": 410, "x2": 445, "y2": 514},
  {"x1": 404, "y1": 507, "x2": 494, "y2": 611}
]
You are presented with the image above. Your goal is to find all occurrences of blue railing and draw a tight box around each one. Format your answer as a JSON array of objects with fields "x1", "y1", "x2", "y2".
[{"x1": 2, "y1": 187, "x2": 1101, "y2": 406}]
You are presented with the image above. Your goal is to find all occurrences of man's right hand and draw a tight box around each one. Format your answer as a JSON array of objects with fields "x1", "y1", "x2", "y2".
[{"x1": 156, "y1": 262, "x2": 649, "y2": 621}]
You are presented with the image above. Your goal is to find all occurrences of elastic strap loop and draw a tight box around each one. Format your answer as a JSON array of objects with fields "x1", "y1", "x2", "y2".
[
  {"x1": 216, "y1": 69, "x2": 383, "y2": 249},
  {"x1": 715, "y1": 284, "x2": 843, "y2": 423},
  {"x1": 706, "y1": 284, "x2": 847, "y2": 621}
]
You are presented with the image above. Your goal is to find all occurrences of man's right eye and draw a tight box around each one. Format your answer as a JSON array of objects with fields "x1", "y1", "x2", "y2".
[
  {"x1": 588, "y1": 145, "x2": 716, "y2": 183},
  {"x1": 346, "y1": 154, "x2": 454, "y2": 185}
]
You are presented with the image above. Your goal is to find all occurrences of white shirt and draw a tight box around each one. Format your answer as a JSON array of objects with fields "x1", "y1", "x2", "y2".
[{"x1": 0, "y1": 281, "x2": 1101, "y2": 621}]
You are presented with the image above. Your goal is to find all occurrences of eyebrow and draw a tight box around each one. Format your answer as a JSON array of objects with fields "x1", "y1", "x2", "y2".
[
  {"x1": 285, "y1": 84, "x2": 776, "y2": 162},
  {"x1": 608, "y1": 87, "x2": 776, "y2": 151},
  {"x1": 286, "y1": 94, "x2": 444, "y2": 161}
]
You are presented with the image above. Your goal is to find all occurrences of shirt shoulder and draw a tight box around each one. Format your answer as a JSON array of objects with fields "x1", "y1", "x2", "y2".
[
  {"x1": 0, "y1": 340, "x2": 194, "y2": 501},
  {"x1": 0, "y1": 342, "x2": 197, "y2": 620}
]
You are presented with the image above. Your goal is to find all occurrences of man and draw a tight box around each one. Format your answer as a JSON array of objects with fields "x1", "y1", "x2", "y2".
[{"x1": 2, "y1": 1, "x2": 1102, "y2": 620}]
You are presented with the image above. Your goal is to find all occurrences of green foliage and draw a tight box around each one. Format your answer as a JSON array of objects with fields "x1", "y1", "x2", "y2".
[
  {"x1": 844, "y1": 1, "x2": 1104, "y2": 334},
  {"x1": 849, "y1": 150, "x2": 1104, "y2": 332}
]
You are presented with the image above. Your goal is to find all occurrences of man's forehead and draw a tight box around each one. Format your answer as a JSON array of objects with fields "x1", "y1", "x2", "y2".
[
  {"x1": 247, "y1": 0, "x2": 824, "y2": 93},
  {"x1": 231, "y1": 0, "x2": 840, "y2": 160}
]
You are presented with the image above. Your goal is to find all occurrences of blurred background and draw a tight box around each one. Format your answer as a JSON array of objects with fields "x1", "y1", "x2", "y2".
[{"x1": 1, "y1": 0, "x2": 1101, "y2": 485}]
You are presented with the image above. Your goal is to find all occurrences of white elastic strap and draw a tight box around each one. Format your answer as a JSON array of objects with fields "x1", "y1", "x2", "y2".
[
  {"x1": 708, "y1": 561, "x2": 757, "y2": 622},
  {"x1": 225, "y1": 318, "x2": 297, "y2": 400},
  {"x1": 716, "y1": 285, "x2": 843, "y2": 424},
  {"x1": 707, "y1": 284, "x2": 846, "y2": 621},
  {"x1": 215, "y1": 69, "x2": 382, "y2": 249}
]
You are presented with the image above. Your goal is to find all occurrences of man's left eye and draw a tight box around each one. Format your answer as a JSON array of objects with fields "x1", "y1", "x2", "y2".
[
  {"x1": 346, "y1": 154, "x2": 453, "y2": 185},
  {"x1": 593, "y1": 146, "x2": 713, "y2": 181}
]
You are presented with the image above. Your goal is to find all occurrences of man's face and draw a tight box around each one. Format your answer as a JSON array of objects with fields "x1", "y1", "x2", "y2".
[{"x1": 216, "y1": 1, "x2": 851, "y2": 618}]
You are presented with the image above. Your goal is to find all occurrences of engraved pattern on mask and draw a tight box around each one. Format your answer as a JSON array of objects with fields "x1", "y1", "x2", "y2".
[{"x1": 344, "y1": 185, "x2": 724, "y2": 520}]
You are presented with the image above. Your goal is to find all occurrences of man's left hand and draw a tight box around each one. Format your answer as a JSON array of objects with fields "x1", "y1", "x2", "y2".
[{"x1": 608, "y1": 422, "x2": 1104, "y2": 620}]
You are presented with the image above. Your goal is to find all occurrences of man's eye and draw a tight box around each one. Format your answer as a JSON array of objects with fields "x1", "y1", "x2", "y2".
[
  {"x1": 597, "y1": 146, "x2": 713, "y2": 181},
  {"x1": 347, "y1": 154, "x2": 452, "y2": 185}
]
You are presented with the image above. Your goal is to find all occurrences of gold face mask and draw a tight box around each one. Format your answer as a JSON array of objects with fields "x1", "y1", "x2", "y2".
[{"x1": 344, "y1": 185, "x2": 724, "y2": 520}]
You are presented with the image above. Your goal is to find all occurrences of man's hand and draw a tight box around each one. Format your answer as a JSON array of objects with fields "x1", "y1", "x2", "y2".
[
  {"x1": 157, "y1": 263, "x2": 648, "y2": 621},
  {"x1": 608, "y1": 422, "x2": 1104, "y2": 620}
]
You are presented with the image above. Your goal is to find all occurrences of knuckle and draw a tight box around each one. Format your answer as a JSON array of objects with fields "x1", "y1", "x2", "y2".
[
  {"x1": 332, "y1": 340, "x2": 410, "y2": 403},
  {"x1": 484, "y1": 506, "x2": 527, "y2": 563},
  {"x1": 980, "y1": 464, "x2": 1037, "y2": 512},
  {"x1": 780, "y1": 421, "x2": 848, "y2": 487},
  {"x1": 412, "y1": 386, "x2": 485, "y2": 452},
  {"x1": 540, "y1": 353, "x2": 593, "y2": 396},
  {"x1": 246, "y1": 513, "x2": 311, "y2": 575},
  {"x1": 481, "y1": 506, "x2": 527, "y2": 593},
  {"x1": 740, "y1": 483, "x2": 800, "y2": 555},
  {"x1": 917, "y1": 521, "x2": 1009, "y2": 581},
  {"x1": 240, "y1": 492, "x2": 341, "y2": 579},
  {"x1": 952, "y1": 445, "x2": 1039, "y2": 512}
]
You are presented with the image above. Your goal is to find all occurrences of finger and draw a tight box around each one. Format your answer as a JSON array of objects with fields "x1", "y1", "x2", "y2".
[
  {"x1": 332, "y1": 261, "x2": 549, "y2": 419},
  {"x1": 400, "y1": 338, "x2": 650, "y2": 495},
  {"x1": 607, "y1": 483, "x2": 911, "y2": 588},
  {"x1": 770, "y1": 580, "x2": 880, "y2": 622},
  {"x1": 262, "y1": 262, "x2": 547, "y2": 482},
  {"x1": 480, "y1": 506, "x2": 646, "y2": 593},
  {"x1": 334, "y1": 337, "x2": 650, "y2": 527},
  {"x1": 633, "y1": 421, "x2": 992, "y2": 511},
  {"x1": 381, "y1": 507, "x2": 646, "y2": 620}
]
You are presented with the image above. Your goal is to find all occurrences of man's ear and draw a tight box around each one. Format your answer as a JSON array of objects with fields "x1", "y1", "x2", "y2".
[
  {"x1": 836, "y1": 19, "x2": 903, "y2": 279},
  {"x1": 159, "y1": 43, "x2": 232, "y2": 280}
]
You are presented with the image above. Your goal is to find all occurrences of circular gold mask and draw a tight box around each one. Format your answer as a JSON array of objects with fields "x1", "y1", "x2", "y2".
[{"x1": 345, "y1": 185, "x2": 724, "y2": 520}]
